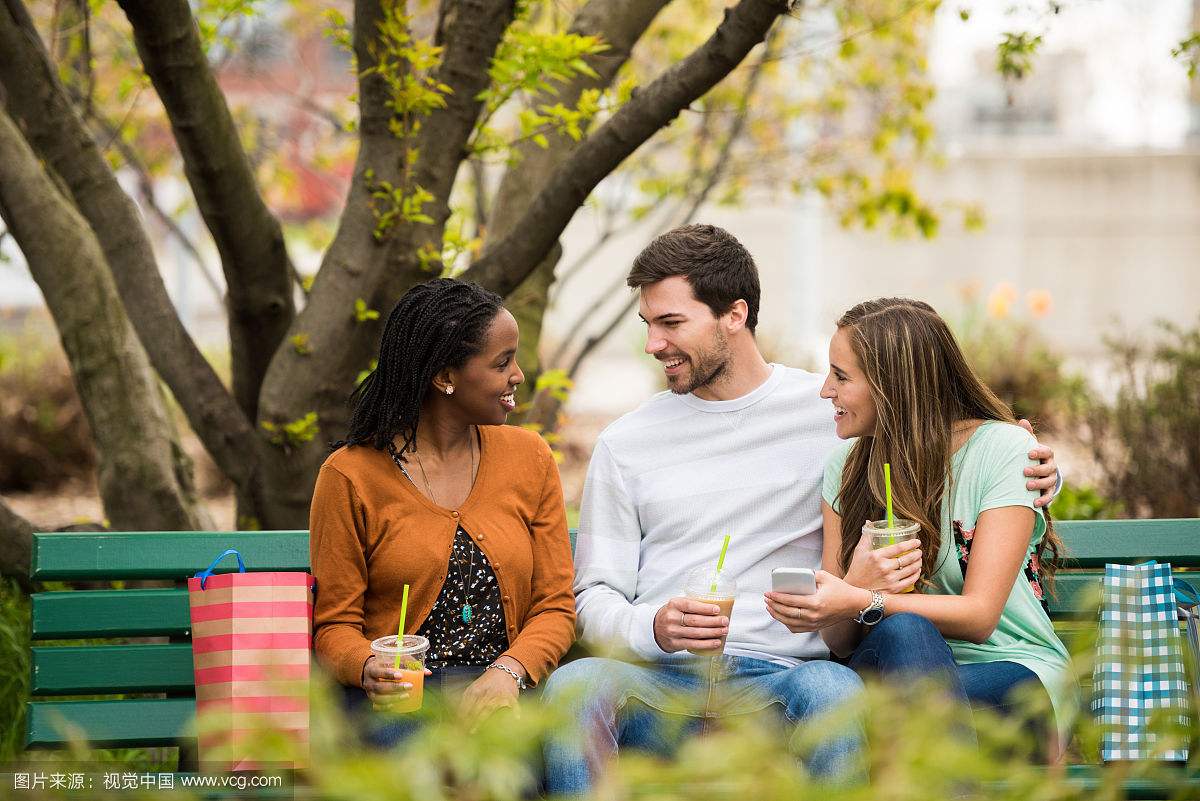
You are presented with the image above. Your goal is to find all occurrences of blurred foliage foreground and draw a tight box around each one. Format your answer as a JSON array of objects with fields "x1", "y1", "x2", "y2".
[{"x1": 6, "y1": 624, "x2": 1200, "y2": 801}]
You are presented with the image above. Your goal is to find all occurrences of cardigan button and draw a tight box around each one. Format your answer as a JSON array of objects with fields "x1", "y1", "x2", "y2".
[
  {"x1": 451, "y1": 510, "x2": 460, "y2": 518},
  {"x1": 503, "y1": 595, "x2": 510, "y2": 602}
]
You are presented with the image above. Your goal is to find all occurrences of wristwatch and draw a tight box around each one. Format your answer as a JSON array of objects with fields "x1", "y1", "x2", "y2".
[
  {"x1": 854, "y1": 590, "x2": 885, "y2": 626},
  {"x1": 486, "y1": 662, "x2": 528, "y2": 690}
]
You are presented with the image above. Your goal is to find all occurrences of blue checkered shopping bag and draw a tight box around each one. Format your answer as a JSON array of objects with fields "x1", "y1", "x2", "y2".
[{"x1": 1093, "y1": 561, "x2": 1193, "y2": 762}]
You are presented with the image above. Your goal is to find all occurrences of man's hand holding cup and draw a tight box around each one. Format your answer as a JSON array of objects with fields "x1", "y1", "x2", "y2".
[{"x1": 653, "y1": 597, "x2": 730, "y2": 654}]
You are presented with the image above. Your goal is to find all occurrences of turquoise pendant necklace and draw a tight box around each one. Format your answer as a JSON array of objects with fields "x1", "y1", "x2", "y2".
[
  {"x1": 457, "y1": 529, "x2": 475, "y2": 625},
  {"x1": 390, "y1": 430, "x2": 479, "y2": 628}
]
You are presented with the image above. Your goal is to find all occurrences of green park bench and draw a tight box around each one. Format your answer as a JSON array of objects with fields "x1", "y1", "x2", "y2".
[{"x1": 23, "y1": 520, "x2": 1200, "y2": 797}]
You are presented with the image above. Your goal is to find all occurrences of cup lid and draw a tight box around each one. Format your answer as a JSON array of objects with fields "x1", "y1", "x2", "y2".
[
  {"x1": 685, "y1": 565, "x2": 737, "y2": 594},
  {"x1": 865, "y1": 518, "x2": 919, "y2": 531},
  {"x1": 370, "y1": 634, "x2": 428, "y2": 656}
]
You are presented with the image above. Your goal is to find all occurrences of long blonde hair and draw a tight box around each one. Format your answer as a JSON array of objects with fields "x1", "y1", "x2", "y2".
[{"x1": 834, "y1": 298, "x2": 1061, "y2": 590}]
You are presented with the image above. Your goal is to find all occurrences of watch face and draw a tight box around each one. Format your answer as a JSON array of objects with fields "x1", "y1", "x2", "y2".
[{"x1": 862, "y1": 608, "x2": 885, "y2": 625}]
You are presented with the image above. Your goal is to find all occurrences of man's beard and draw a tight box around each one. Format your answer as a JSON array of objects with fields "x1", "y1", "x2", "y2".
[{"x1": 669, "y1": 328, "x2": 730, "y2": 395}]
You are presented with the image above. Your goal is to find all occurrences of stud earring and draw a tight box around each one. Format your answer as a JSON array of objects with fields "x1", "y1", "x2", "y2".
[{"x1": 445, "y1": 385, "x2": 454, "y2": 395}]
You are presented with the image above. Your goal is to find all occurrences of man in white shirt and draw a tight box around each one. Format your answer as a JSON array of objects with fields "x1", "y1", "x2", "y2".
[{"x1": 542, "y1": 224, "x2": 1060, "y2": 793}]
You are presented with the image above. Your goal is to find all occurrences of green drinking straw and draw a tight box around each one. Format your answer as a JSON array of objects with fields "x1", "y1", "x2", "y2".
[
  {"x1": 394, "y1": 584, "x2": 410, "y2": 669},
  {"x1": 710, "y1": 534, "x2": 732, "y2": 593},
  {"x1": 884, "y1": 463, "x2": 894, "y2": 529}
]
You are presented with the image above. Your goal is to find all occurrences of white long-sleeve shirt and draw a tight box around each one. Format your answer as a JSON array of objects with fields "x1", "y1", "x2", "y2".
[{"x1": 574, "y1": 364, "x2": 842, "y2": 665}]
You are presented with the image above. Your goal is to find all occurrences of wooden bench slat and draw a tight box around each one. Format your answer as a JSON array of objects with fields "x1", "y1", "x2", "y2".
[
  {"x1": 1056, "y1": 520, "x2": 1200, "y2": 568},
  {"x1": 1047, "y1": 572, "x2": 1103, "y2": 620},
  {"x1": 30, "y1": 531, "x2": 310, "y2": 580},
  {"x1": 32, "y1": 589, "x2": 191, "y2": 638},
  {"x1": 31, "y1": 644, "x2": 195, "y2": 694},
  {"x1": 1061, "y1": 765, "x2": 1200, "y2": 798},
  {"x1": 25, "y1": 698, "x2": 194, "y2": 749}
]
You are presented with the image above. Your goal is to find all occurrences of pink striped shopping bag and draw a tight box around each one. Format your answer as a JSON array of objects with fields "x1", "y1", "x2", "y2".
[{"x1": 187, "y1": 549, "x2": 315, "y2": 771}]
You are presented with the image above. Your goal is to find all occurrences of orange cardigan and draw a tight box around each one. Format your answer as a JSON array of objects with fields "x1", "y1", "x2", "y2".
[{"x1": 309, "y1": 425, "x2": 576, "y2": 688}]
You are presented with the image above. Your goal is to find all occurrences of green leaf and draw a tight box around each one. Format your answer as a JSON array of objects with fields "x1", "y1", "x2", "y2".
[
  {"x1": 260, "y1": 412, "x2": 320, "y2": 449},
  {"x1": 289, "y1": 333, "x2": 312, "y2": 356},
  {"x1": 996, "y1": 31, "x2": 1043, "y2": 81},
  {"x1": 353, "y1": 298, "x2": 381, "y2": 323}
]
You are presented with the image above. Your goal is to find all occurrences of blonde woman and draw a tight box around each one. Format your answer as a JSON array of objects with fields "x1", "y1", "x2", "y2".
[{"x1": 765, "y1": 298, "x2": 1071, "y2": 756}]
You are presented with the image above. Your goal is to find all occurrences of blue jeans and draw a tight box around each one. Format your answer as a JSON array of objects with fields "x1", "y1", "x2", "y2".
[
  {"x1": 541, "y1": 655, "x2": 865, "y2": 794},
  {"x1": 848, "y1": 613, "x2": 1048, "y2": 732}
]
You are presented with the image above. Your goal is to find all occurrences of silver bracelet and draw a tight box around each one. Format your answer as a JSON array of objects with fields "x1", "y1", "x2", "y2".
[{"x1": 486, "y1": 662, "x2": 527, "y2": 690}]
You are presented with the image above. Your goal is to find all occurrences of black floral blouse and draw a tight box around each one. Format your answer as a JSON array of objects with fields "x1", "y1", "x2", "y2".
[
  {"x1": 415, "y1": 527, "x2": 508, "y2": 671},
  {"x1": 952, "y1": 519, "x2": 1048, "y2": 614}
]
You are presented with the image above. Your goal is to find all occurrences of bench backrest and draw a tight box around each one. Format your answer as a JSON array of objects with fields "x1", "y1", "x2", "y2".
[
  {"x1": 25, "y1": 519, "x2": 1200, "y2": 750},
  {"x1": 26, "y1": 531, "x2": 309, "y2": 750}
]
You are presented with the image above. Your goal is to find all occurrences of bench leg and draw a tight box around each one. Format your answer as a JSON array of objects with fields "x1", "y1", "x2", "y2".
[{"x1": 177, "y1": 739, "x2": 199, "y2": 773}]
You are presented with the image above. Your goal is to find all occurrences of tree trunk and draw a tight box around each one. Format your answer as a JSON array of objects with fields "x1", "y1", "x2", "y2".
[
  {"x1": 0, "y1": 107, "x2": 211, "y2": 532},
  {"x1": 0, "y1": 497, "x2": 34, "y2": 590},
  {"x1": 118, "y1": 0, "x2": 296, "y2": 425},
  {"x1": 252, "y1": 0, "x2": 519, "y2": 528},
  {"x1": 506, "y1": 246, "x2": 561, "y2": 403},
  {"x1": 0, "y1": 0, "x2": 259, "y2": 496}
]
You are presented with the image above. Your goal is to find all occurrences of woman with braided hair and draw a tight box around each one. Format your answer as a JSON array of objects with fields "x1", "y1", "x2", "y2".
[{"x1": 310, "y1": 277, "x2": 575, "y2": 732}]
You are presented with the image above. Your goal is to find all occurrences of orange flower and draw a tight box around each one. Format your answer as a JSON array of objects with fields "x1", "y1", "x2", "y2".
[
  {"x1": 1027, "y1": 289, "x2": 1052, "y2": 318},
  {"x1": 986, "y1": 283, "x2": 1016, "y2": 319}
]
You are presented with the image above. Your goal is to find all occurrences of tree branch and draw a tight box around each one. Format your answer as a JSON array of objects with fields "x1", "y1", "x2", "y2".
[
  {"x1": 0, "y1": 105, "x2": 210, "y2": 532},
  {"x1": 531, "y1": 26, "x2": 781, "y2": 433},
  {"x1": 486, "y1": 0, "x2": 674, "y2": 240},
  {"x1": 0, "y1": 495, "x2": 34, "y2": 590},
  {"x1": 485, "y1": 0, "x2": 673, "y2": 401},
  {"x1": 469, "y1": 156, "x2": 489, "y2": 240},
  {"x1": 89, "y1": 113, "x2": 225, "y2": 305},
  {"x1": 389, "y1": 0, "x2": 519, "y2": 276},
  {"x1": 51, "y1": 0, "x2": 93, "y2": 116},
  {"x1": 547, "y1": 170, "x2": 643, "y2": 304},
  {"x1": 545, "y1": 195, "x2": 681, "y2": 368},
  {"x1": 0, "y1": 0, "x2": 259, "y2": 493},
  {"x1": 461, "y1": 0, "x2": 792, "y2": 296},
  {"x1": 252, "y1": 0, "x2": 520, "y2": 528},
  {"x1": 117, "y1": 0, "x2": 296, "y2": 423}
]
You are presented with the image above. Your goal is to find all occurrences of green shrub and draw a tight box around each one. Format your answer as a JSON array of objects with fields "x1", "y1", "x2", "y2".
[
  {"x1": 0, "y1": 332, "x2": 96, "y2": 492},
  {"x1": 0, "y1": 577, "x2": 30, "y2": 761},
  {"x1": 1081, "y1": 318, "x2": 1200, "y2": 518},
  {"x1": 952, "y1": 287, "x2": 1087, "y2": 432},
  {"x1": 1050, "y1": 484, "x2": 1124, "y2": 521}
]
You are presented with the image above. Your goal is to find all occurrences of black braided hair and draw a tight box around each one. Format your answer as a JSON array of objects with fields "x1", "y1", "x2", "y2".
[{"x1": 334, "y1": 278, "x2": 504, "y2": 456}]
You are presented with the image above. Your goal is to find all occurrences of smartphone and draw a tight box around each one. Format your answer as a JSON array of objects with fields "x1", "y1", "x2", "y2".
[{"x1": 771, "y1": 567, "x2": 816, "y2": 595}]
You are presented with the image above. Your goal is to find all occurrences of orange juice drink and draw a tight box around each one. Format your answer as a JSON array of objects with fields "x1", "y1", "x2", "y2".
[{"x1": 370, "y1": 634, "x2": 429, "y2": 713}]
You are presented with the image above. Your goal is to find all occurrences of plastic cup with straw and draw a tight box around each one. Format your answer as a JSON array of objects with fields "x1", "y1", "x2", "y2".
[
  {"x1": 369, "y1": 583, "x2": 430, "y2": 712},
  {"x1": 685, "y1": 535, "x2": 736, "y2": 657},
  {"x1": 868, "y1": 462, "x2": 920, "y2": 592}
]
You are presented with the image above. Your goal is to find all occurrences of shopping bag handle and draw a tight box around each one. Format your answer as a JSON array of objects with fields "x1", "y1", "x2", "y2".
[
  {"x1": 1177, "y1": 576, "x2": 1200, "y2": 609},
  {"x1": 195, "y1": 548, "x2": 246, "y2": 590}
]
